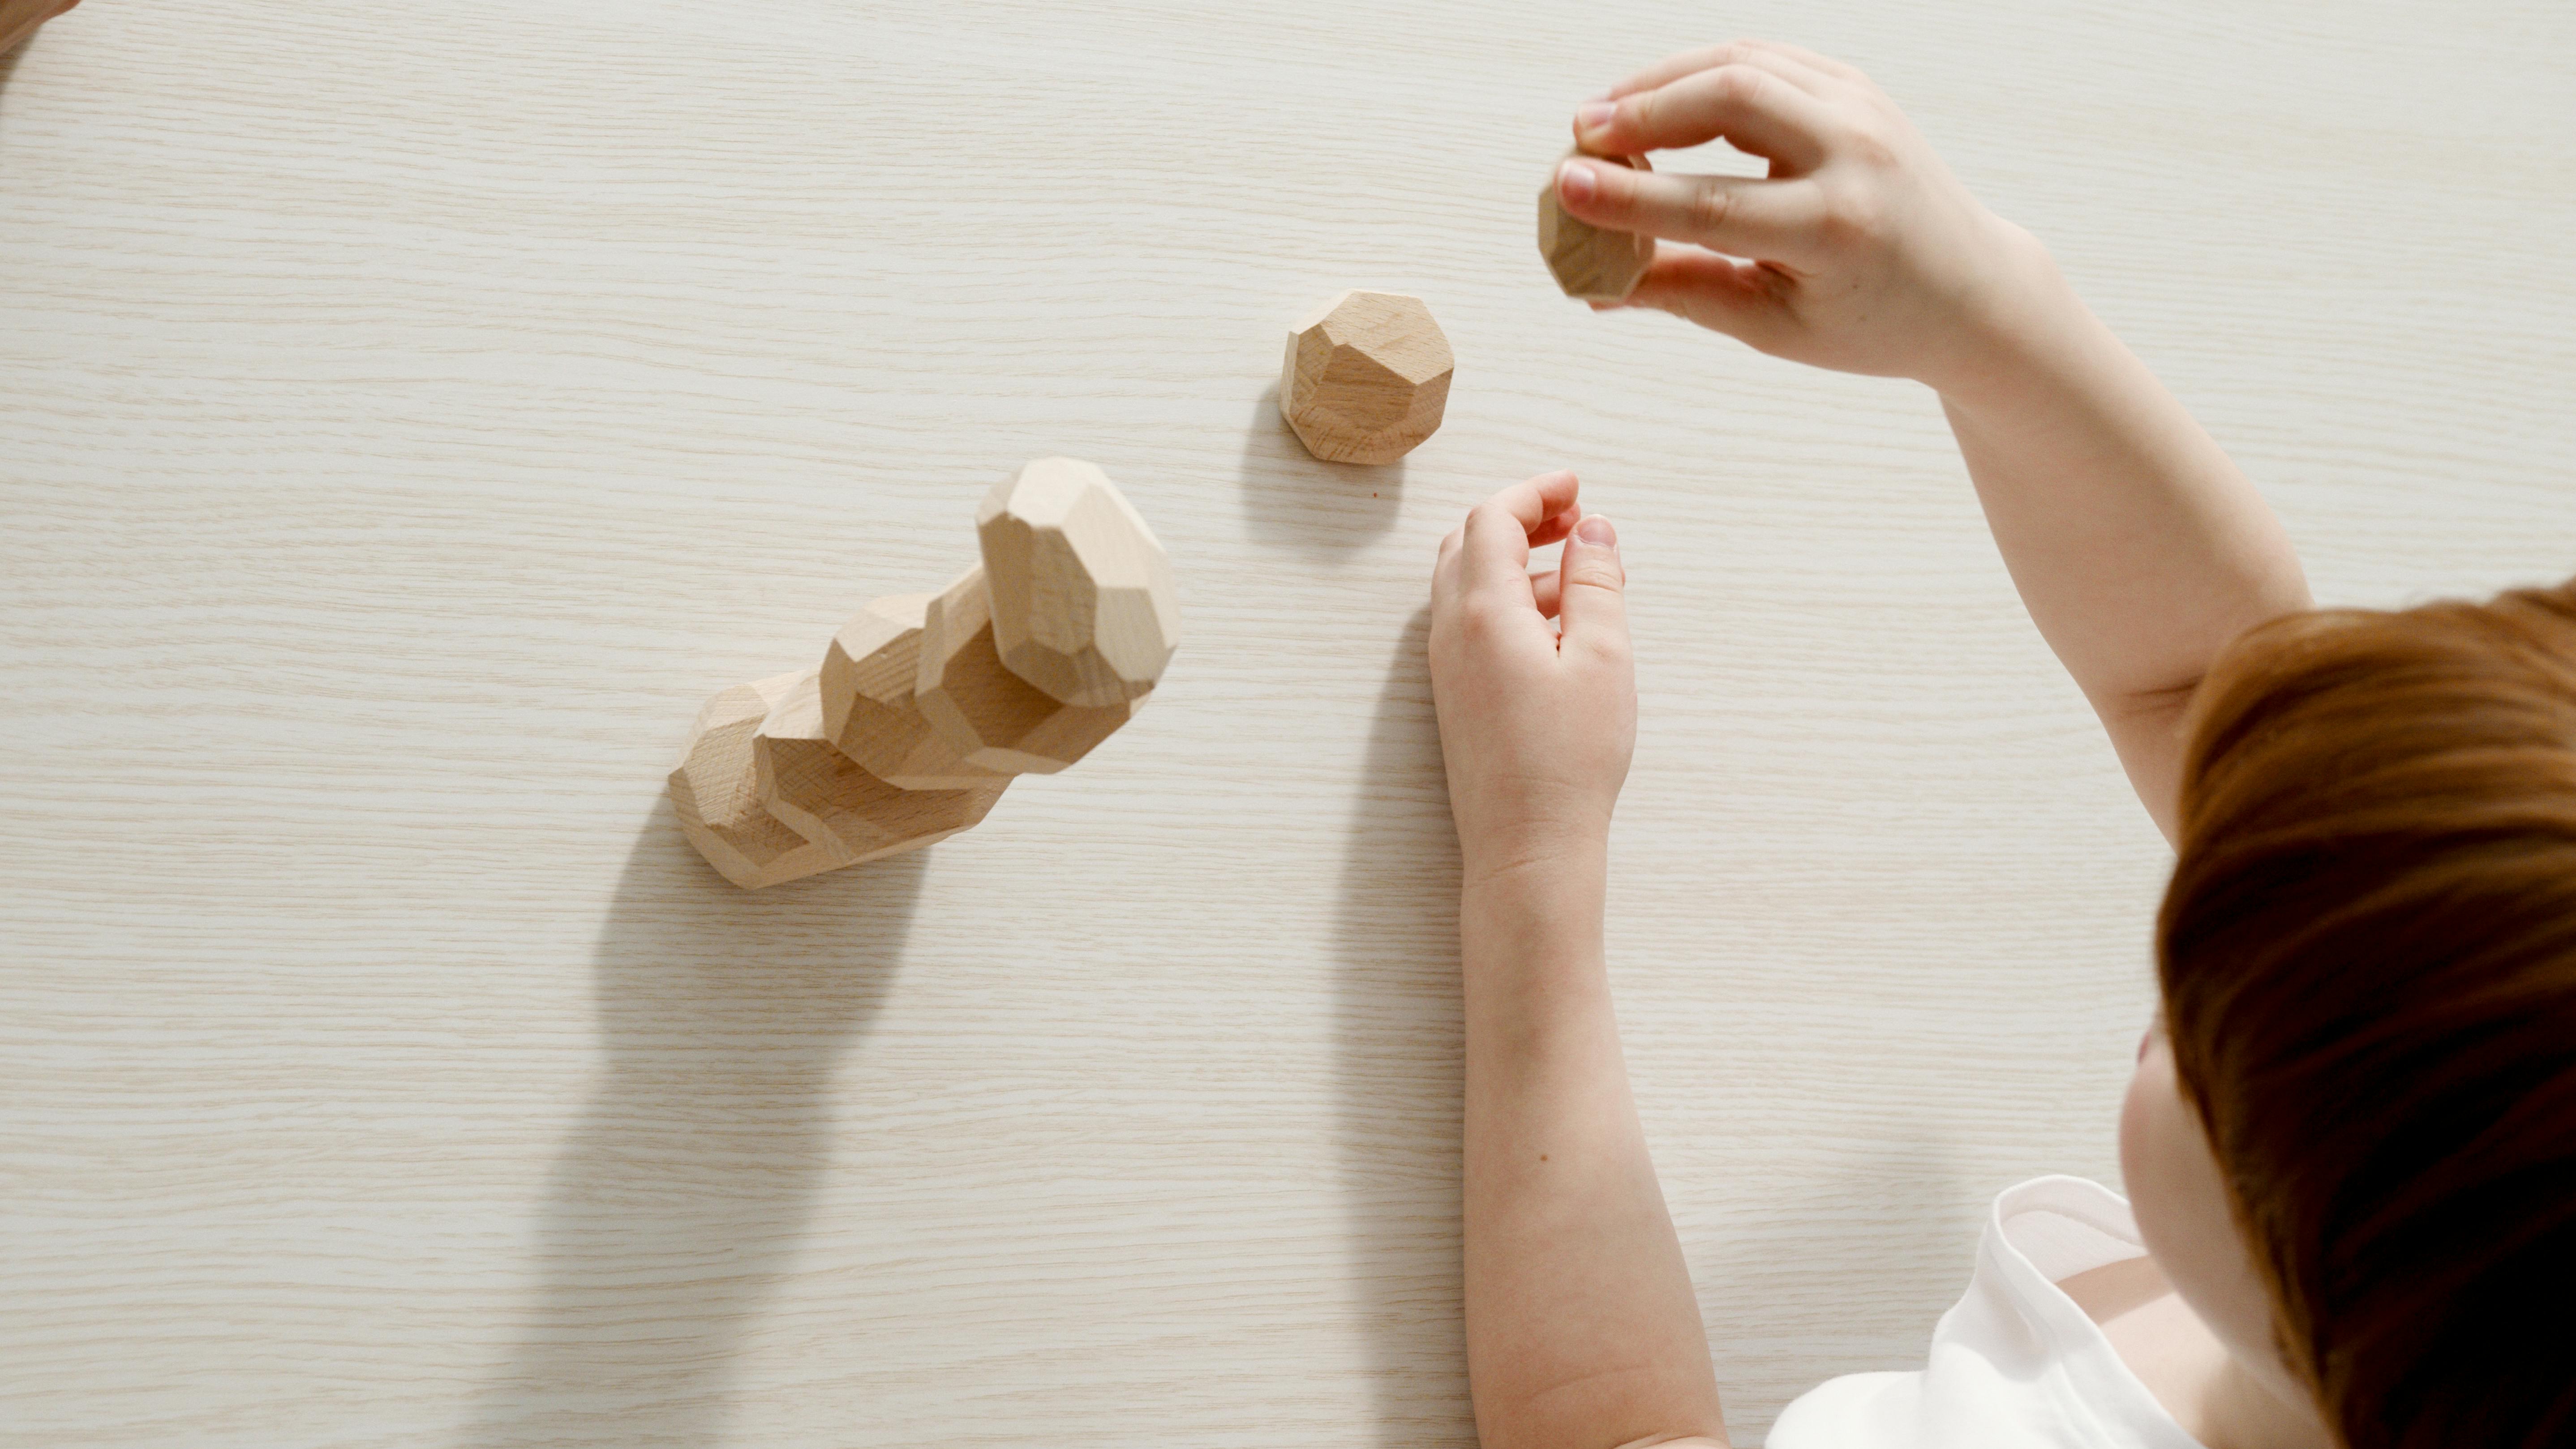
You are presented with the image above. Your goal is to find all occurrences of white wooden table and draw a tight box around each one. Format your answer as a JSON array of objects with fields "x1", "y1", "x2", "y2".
[{"x1": 4, "y1": 3, "x2": 2570, "y2": 1445}]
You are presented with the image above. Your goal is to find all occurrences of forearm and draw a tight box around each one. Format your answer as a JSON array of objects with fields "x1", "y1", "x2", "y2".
[
  {"x1": 1940, "y1": 235, "x2": 2312, "y2": 832},
  {"x1": 1461, "y1": 851, "x2": 1722, "y2": 1449}
]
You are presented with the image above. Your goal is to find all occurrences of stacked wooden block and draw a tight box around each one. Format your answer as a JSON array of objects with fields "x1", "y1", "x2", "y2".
[
  {"x1": 671, "y1": 458, "x2": 1181, "y2": 888},
  {"x1": 666, "y1": 147, "x2": 1634, "y2": 889}
]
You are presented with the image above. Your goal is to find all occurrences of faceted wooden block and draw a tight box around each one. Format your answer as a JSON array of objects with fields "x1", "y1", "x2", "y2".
[
  {"x1": 914, "y1": 564, "x2": 1141, "y2": 774},
  {"x1": 1279, "y1": 290, "x2": 1454, "y2": 465},
  {"x1": 672, "y1": 667, "x2": 1007, "y2": 891},
  {"x1": 820, "y1": 592, "x2": 1011, "y2": 790},
  {"x1": 975, "y1": 457, "x2": 1180, "y2": 708},
  {"x1": 1538, "y1": 150, "x2": 1655, "y2": 301},
  {"x1": 752, "y1": 669, "x2": 1006, "y2": 865},
  {"x1": 668, "y1": 670, "x2": 852, "y2": 890}
]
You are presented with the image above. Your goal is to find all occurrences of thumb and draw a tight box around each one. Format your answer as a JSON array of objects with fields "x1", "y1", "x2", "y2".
[{"x1": 1556, "y1": 514, "x2": 1630, "y2": 662}]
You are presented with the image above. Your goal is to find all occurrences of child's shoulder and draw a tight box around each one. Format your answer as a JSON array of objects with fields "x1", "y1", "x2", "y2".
[{"x1": 1764, "y1": 1178, "x2": 2201, "y2": 1449}]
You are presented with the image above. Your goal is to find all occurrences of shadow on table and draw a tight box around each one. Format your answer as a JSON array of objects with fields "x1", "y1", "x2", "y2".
[
  {"x1": 462, "y1": 802, "x2": 927, "y2": 1449},
  {"x1": 1332, "y1": 603, "x2": 1478, "y2": 1446},
  {"x1": 1239, "y1": 386, "x2": 1404, "y2": 557},
  {"x1": 1695, "y1": 1127, "x2": 1974, "y2": 1442}
]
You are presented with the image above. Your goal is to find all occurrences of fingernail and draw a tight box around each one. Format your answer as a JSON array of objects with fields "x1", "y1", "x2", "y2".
[
  {"x1": 1557, "y1": 159, "x2": 1597, "y2": 205},
  {"x1": 1576, "y1": 100, "x2": 1614, "y2": 133},
  {"x1": 1576, "y1": 515, "x2": 1617, "y2": 547}
]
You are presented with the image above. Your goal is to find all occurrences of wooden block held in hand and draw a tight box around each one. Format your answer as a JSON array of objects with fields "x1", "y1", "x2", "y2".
[
  {"x1": 668, "y1": 671, "x2": 853, "y2": 890},
  {"x1": 914, "y1": 565, "x2": 1141, "y2": 774},
  {"x1": 821, "y1": 593, "x2": 1013, "y2": 790},
  {"x1": 1538, "y1": 151, "x2": 1655, "y2": 301},
  {"x1": 1278, "y1": 290, "x2": 1454, "y2": 465},
  {"x1": 975, "y1": 458, "x2": 1181, "y2": 708},
  {"x1": 753, "y1": 669, "x2": 1007, "y2": 865}
]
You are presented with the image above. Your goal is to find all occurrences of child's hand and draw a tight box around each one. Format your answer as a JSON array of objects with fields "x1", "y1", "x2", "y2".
[
  {"x1": 1430, "y1": 471, "x2": 1636, "y2": 887},
  {"x1": 1552, "y1": 39, "x2": 2059, "y2": 398},
  {"x1": 1, "y1": 0, "x2": 80, "y2": 56}
]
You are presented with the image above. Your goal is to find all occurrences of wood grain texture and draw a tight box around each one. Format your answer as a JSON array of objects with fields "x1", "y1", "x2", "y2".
[{"x1": 1, "y1": 2, "x2": 2570, "y2": 1446}]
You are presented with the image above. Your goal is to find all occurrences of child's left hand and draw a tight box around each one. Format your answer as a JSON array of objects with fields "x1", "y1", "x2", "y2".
[{"x1": 1430, "y1": 472, "x2": 1636, "y2": 887}]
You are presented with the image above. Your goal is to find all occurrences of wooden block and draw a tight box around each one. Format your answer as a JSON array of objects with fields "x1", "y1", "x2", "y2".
[
  {"x1": 820, "y1": 592, "x2": 1013, "y2": 790},
  {"x1": 1538, "y1": 150, "x2": 1655, "y2": 301},
  {"x1": 1278, "y1": 290, "x2": 1453, "y2": 465},
  {"x1": 975, "y1": 457, "x2": 1180, "y2": 707},
  {"x1": 668, "y1": 670, "x2": 853, "y2": 890},
  {"x1": 752, "y1": 669, "x2": 1008, "y2": 865},
  {"x1": 672, "y1": 664, "x2": 1012, "y2": 891},
  {"x1": 914, "y1": 564, "x2": 1141, "y2": 774}
]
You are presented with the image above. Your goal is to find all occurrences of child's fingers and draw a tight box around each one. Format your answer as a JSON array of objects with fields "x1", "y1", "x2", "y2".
[
  {"x1": 1617, "y1": 245, "x2": 1780, "y2": 313},
  {"x1": 1554, "y1": 515, "x2": 1630, "y2": 664},
  {"x1": 1439, "y1": 493, "x2": 1575, "y2": 622},
  {"x1": 1709, "y1": 45, "x2": 1844, "y2": 99},
  {"x1": 1602, "y1": 40, "x2": 1831, "y2": 103},
  {"x1": 1460, "y1": 472, "x2": 1582, "y2": 593},
  {"x1": 1557, "y1": 162, "x2": 1827, "y2": 269},
  {"x1": 1580, "y1": 64, "x2": 1836, "y2": 170},
  {"x1": 1530, "y1": 501, "x2": 1582, "y2": 549},
  {"x1": 1603, "y1": 43, "x2": 1748, "y2": 100},
  {"x1": 1610, "y1": 246, "x2": 1795, "y2": 348},
  {"x1": 1530, "y1": 569, "x2": 1562, "y2": 619},
  {"x1": 1740, "y1": 38, "x2": 1869, "y2": 86},
  {"x1": 1434, "y1": 524, "x2": 1466, "y2": 604}
]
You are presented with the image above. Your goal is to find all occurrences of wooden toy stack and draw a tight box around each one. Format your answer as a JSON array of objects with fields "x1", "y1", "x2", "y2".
[{"x1": 672, "y1": 458, "x2": 1181, "y2": 888}]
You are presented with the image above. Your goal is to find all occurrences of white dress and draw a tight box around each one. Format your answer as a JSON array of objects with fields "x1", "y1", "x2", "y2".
[{"x1": 1765, "y1": 1176, "x2": 2206, "y2": 1449}]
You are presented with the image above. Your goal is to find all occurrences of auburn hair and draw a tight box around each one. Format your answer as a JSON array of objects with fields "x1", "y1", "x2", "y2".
[{"x1": 2158, "y1": 580, "x2": 2576, "y2": 1449}]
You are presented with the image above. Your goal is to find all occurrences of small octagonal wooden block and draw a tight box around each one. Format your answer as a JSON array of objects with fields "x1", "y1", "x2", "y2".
[
  {"x1": 914, "y1": 565, "x2": 1141, "y2": 775},
  {"x1": 975, "y1": 457, "x2": 1180, "y2": 709},
  {"x1": 1279, "y1": 290, "x2": 1454, "y2": 465},
  {"x1": 1538, "y1": 151, "x2": 1655, "y2": 302},
  {"x1": 671, "y1": 667, "x2": 1010, "y2": 890},
  {"x1": 753, "y1": 669, "x2": 1007, "y2": 866},
  {"x1": 820, "y1": 592, "x2": 1012, "y2": 791},
  {"x1": 668, "y1": 670, "x2": 852, "y2": 890}
]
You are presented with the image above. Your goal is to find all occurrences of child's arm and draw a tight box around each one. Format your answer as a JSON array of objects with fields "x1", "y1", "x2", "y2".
[
  {"x1": 1553, "y1": 41, "x2": 2312, "y2": 840},
  {"x1": 1430, "y1": 472, "x2": 1728, "y2": 1449}
]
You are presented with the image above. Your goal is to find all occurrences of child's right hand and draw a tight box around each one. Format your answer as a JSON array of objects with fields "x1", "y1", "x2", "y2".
[{"x1": 1552, "y1": 40, "x2": 2063, "y2": 400}]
